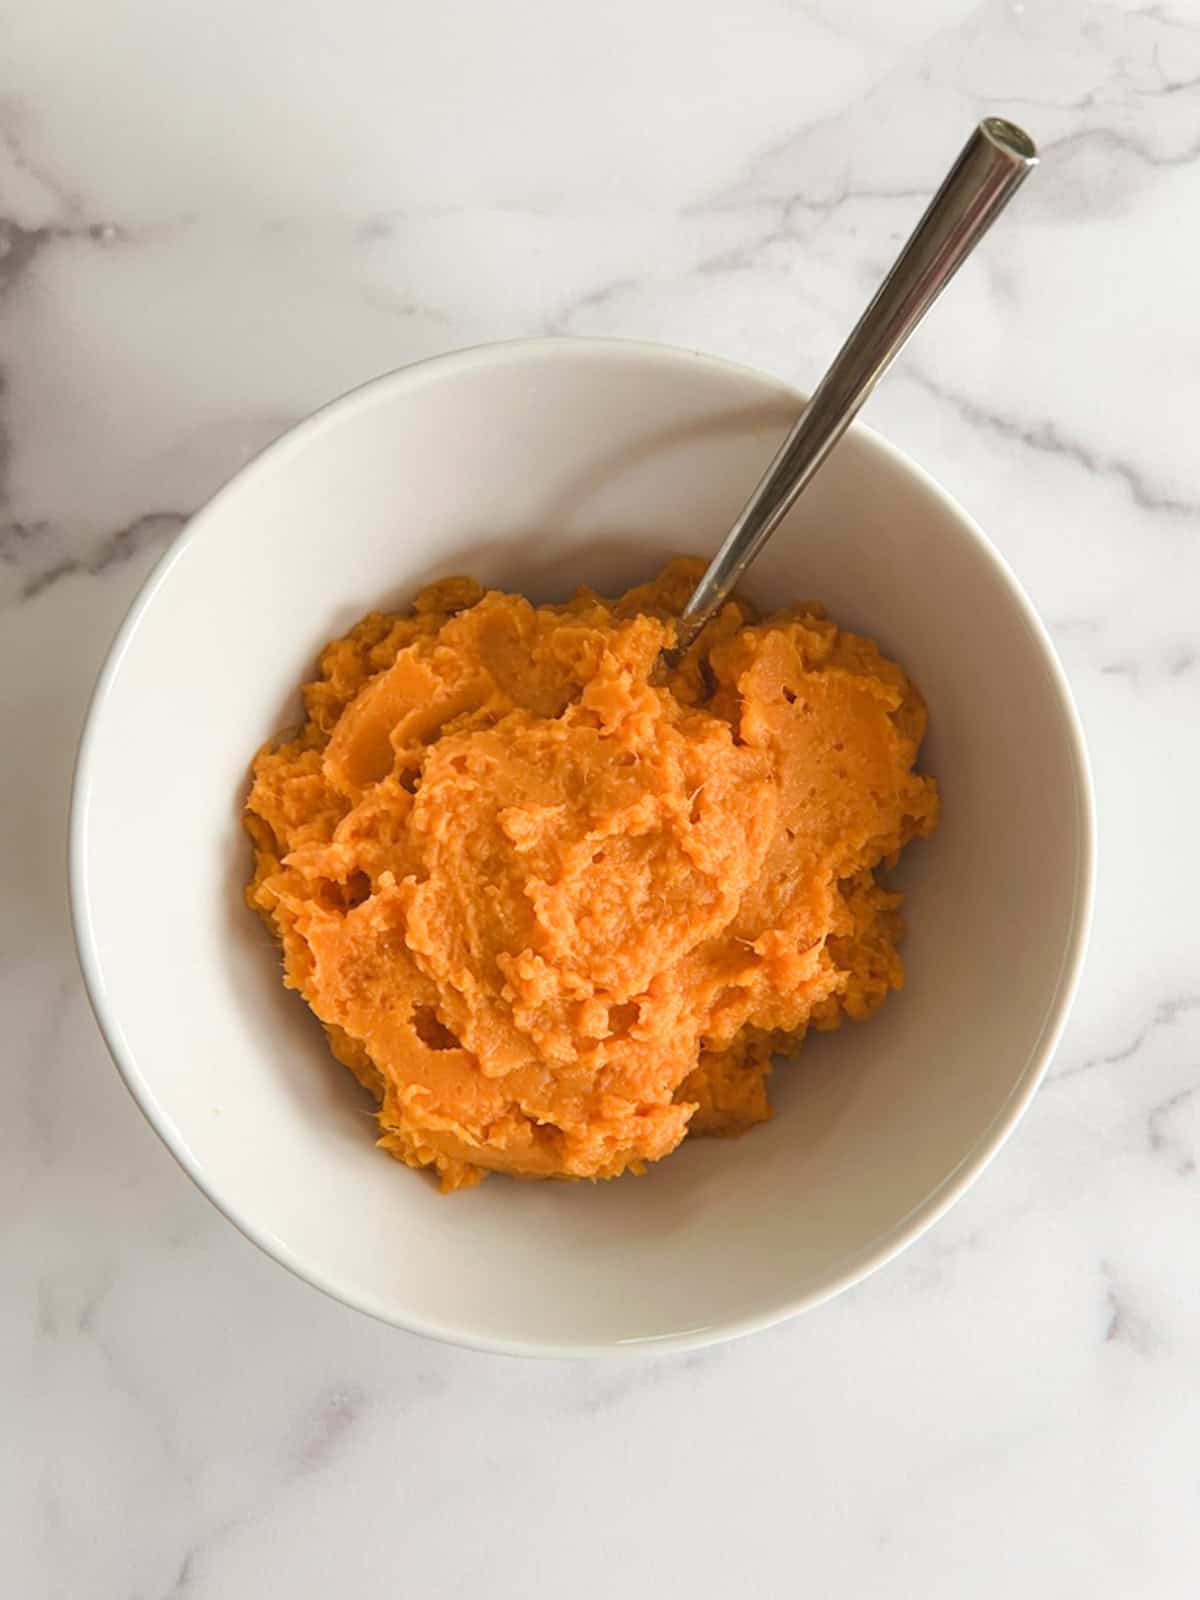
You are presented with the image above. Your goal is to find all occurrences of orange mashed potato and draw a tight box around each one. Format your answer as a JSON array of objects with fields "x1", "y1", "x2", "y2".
[{"x1": 245, "y1": 558, "x2": 938, "y2": 1191}]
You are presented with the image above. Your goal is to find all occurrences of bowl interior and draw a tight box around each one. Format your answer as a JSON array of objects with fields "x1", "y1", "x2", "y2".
[{"x1": 73, "y1": 340, "x2": 1091, "y2": 1354}]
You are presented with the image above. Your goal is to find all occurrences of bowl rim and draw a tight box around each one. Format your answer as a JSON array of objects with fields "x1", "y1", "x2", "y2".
[{"x1": 68, "y1": 335, "x2": 1097, "y2": 1359}]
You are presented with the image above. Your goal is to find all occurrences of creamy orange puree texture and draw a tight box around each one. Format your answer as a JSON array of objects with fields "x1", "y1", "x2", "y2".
[{"x1": 245, "y1": 558, "x2": 938, "y2": 1192}]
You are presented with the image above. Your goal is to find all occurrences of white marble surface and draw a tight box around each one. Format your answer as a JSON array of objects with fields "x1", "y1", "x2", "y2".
[{"x1": 4, "y1": 0, "x2": 1200, "y2": 1593}]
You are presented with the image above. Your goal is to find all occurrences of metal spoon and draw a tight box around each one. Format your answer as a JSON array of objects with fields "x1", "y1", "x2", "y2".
[{"x1": 671, "y1": 117, "x2": 1038, "y2": 657}]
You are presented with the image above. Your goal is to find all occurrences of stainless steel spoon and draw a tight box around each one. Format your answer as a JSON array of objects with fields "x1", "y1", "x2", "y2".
[{"x1": 671, "y1": 117, "x2": 1038, "y2": 657}]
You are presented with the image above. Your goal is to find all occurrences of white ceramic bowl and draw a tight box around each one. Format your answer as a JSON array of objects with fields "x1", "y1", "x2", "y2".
[{"x1": 71, "y1": 338, "x2": 1093, "y2": 1357}]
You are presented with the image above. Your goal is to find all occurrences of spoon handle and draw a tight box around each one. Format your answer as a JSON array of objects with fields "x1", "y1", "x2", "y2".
[{"x1": 674, "y1": 117, "x2": 1038, "y2": 653}]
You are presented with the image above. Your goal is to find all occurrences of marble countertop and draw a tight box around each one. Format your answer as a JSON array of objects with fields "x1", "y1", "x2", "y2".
[{"x1": 5, "y1": 1, "x2": 1199, "y2": 1593}]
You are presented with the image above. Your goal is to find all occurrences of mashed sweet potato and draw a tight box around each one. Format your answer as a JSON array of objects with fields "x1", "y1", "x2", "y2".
[{"x1": 245, "y1": 558, "x2": 938, "y2": 1191}]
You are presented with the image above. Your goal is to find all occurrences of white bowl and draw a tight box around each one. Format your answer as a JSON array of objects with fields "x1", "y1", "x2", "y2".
[{"x1": 71, "y1": 338, "x2": 1093, "y2": 1357}]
